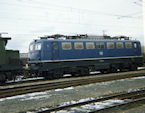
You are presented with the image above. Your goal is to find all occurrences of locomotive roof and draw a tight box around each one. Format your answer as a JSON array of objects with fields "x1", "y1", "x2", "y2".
[{"x1": 32, "y1": 39, "x2": 140, "y2": 43}]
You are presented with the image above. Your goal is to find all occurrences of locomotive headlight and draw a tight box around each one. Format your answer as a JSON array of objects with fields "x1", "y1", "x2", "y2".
[{"x1": 99, "y1": 51, "x2": 104, "y2": 56}]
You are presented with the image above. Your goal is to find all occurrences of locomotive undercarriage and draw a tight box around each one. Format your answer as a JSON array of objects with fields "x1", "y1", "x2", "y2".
[
  {"x1": 0, "y1": 57, "x2": 142, "y2": 83},
  {"x1": 29, "y1": 56, "x2": 143, "y2": 79},
  {"x1": 0, "y1": 64, "x2": 23, "y2": 83},
  {"x1": 0, "y1": 71, "x2": 21, "y2": 83}
]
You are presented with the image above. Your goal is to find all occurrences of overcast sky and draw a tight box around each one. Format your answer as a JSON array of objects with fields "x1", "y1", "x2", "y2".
[{"x1": 0, "y1": 0, "x2": 144, "y2": 52}]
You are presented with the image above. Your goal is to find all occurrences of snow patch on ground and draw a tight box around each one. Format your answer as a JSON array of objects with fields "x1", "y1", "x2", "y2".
[
  {"x1": 26, "y1": 91, "x2": 48, "y2": 97},
  {"x1": 90, "y1": 71, "x2": 100, "y2": 74},
  {"x1": 79, "y1": 98, "x2": 94, "y2": 103},
  {"x1": 63, "y1": 74, "x2": 72, "y2": 77},
  {"x1": 0, "y1": 95, "x2": 25, "y2": 102},
  {"x1": 130, "y1": 76, "x2": 145, "y2": 80},
  {"x1": 55, "y1": 87, "x2": 74, "y2": 92},
  {"x1": 138, "y1": 67, "x2": 145, "y2": 70},
  {"x1": 58, "y1": 99, "x2": 125, "y2": 112},
  {"x1": 82, "y1": 81, "x2": 116, "y2": 88},
  {"x1": 60, "y1": 97, "x2": 95, "y2": 106},
  {"x1": 0, "y1": 91, "x2": 50, "y2": 102},
  {"x1": 96, "y1": 81, "x2": 116, "y2": 86},
  {"x1": 79, "y1": 99, "x2": 125, "y2": 111},
  {"x1": 55, "y1": 110, "x2": 68, "y2": 113},
  {"x1": 0, "y1": 87, "x2": 75, "y2": 102},
  {"x1": 127, "y1": 88, "x2": 141, "y2": 93},
  {"x1": 7, "y1": 77, "x2": 44, "y2": 83},
  {"x1": 21, "y1": 95, "x2": 51, "y2": 101}
]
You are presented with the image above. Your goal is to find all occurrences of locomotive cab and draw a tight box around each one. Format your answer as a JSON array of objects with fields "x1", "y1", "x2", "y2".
[
  {"x1": 29, "y1": 41, "x2": 42, "y2": 61},
  {"x1": 29, "y1": 40, "x2": 60, "y2": 62},
  {"x1": 41, "y1": 41, "x2": 58, "y2": 60}
]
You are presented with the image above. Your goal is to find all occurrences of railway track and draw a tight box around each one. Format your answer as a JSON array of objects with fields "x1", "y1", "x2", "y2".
[
  {"x1": 0, "y1": 70, "x2": 145, "y2": 99},
  {"x1": 34, "y1": 87, "x2": 145, "y2": 113},
  {"x1": 2, "y1": 67, "x2": 145, "y2": 87},
  {"x1": 0, "y1": 71, "x2": 98, "y2": 87}
]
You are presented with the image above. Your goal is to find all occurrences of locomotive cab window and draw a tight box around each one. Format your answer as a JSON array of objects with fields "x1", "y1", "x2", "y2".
[
  {"x1": 116, "y1": 42, "x2": 123, "y2": 49},
  {"x1": 96, "y1": 42, "x2": 105, "y2": 49},
  {"x1": 74, "y1": 42, "x2": 84, "y2": 50},
  {"x1": 35, "y1": 43, "x2": 41, "y2": 50},
  {"x1": 29, "y1": 44, "x2": 34, "y2": 51},
  {"x1": 62, "y1": 42, "x2": 72, "y2": 50},
  {"x1": 107, "y1": 42, "x2": 114, "y2": 49},
  {"x1": 86, "y1": 42, "x2": 95, "y2": 49},
  {"x1": 125, "y1": 42, "x2": 132, "y2": 48}
]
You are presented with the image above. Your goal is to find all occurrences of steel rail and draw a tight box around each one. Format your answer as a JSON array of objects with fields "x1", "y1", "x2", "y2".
[
  {"x1": 91, "y1": 97, "x2": 145, "y2": 113},
  {"x1": 36, "y1": 87, "x2": 145, "y2": 113}
]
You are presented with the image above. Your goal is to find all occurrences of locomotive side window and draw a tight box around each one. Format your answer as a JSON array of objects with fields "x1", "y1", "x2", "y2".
[
  {"x1": 53, "y1": 42, "x2": 58, "y2": 50},
  {"x1": 107, "y1": 42, "x2": 114, "y2": 49},
  {"x1": 116, "y1": 42, "x2": 123, "y2": 49},
  {"x1": 74, "y1": 42, "x2": 84, "y2": 50},
  {"x1": 125, "y1": 42, "x2": 132, "y2": 48},
  {"x1": 86, "y1": 42, "x2": 95, "y2": 49},
  {"x1": 62, "y1": 42, "x2": 72, "y2": 50},
  {"x1": 96, "y1": 42, "x2": 105, "y2": 49}
]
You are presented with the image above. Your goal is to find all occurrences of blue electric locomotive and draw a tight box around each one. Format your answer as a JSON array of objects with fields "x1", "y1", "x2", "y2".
[{"x1": 28, "y1": 35, "x2": 143, "y2": 79}]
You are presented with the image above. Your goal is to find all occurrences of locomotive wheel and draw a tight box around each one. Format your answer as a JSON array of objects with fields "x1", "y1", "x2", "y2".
[
  {"x1": 76, "y1": 68, "x2": 89, "y2": 76},
  {"x1": 52, "y1": 73, "x2": 62, "y2": 79},
  {"x1": 120, "y1": 68, "x2": 129, "y2": 72},
  {"x1": 42, "y1": 71, "x2": 53, "y2": 80},
  {"x1": 45, "y1": 75, "x2": 53, "y2": 80},
  {"x1": 130, "y1": 65, "x2": 137, "y2": 71},
  {"x1": 11, "y1": 72, "x2": 16, "y2": 82},
  {"x1": 71, "y1": 73, "x2": 78, "y2": 77},
  {"x1": 110, "y1": 66, "x2": 118, "y2": 73},
  {"x1": 52, "y1": 69, "x2": 63, "y2": 79},
  {"x1": 83, "y1": 68, "x2": 89, "y2": 76},
  {"x1": 100, "y1": 70, "x2": 108, "y2": 74}
]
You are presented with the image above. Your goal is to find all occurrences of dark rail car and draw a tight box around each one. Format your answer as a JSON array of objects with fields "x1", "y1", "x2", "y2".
[{"x1": 0, "y1": 35, "x2": 22, "y2": 83}]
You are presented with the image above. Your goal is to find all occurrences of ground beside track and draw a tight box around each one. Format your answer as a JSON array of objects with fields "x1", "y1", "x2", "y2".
[
  {"x1": 124, "y1": 105, "x2": 145, "y2": 113},
  {"x1": 1, "y1": 70, "x2": 145, "y2": 98},
  {"x1": 0, "y1": 75, "x2": 145, "y2": 113}
]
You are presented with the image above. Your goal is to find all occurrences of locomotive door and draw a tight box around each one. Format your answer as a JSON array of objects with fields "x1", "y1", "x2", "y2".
[
  {"x1": 52, "y1": 42, "x2": 59, "y2": 60},
  {"x1": 134, "y1": 42, "x2": 140, "y2": 56},
  {"x1": 134, "y1": 42, "x2": 138, "y2": 55}
]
